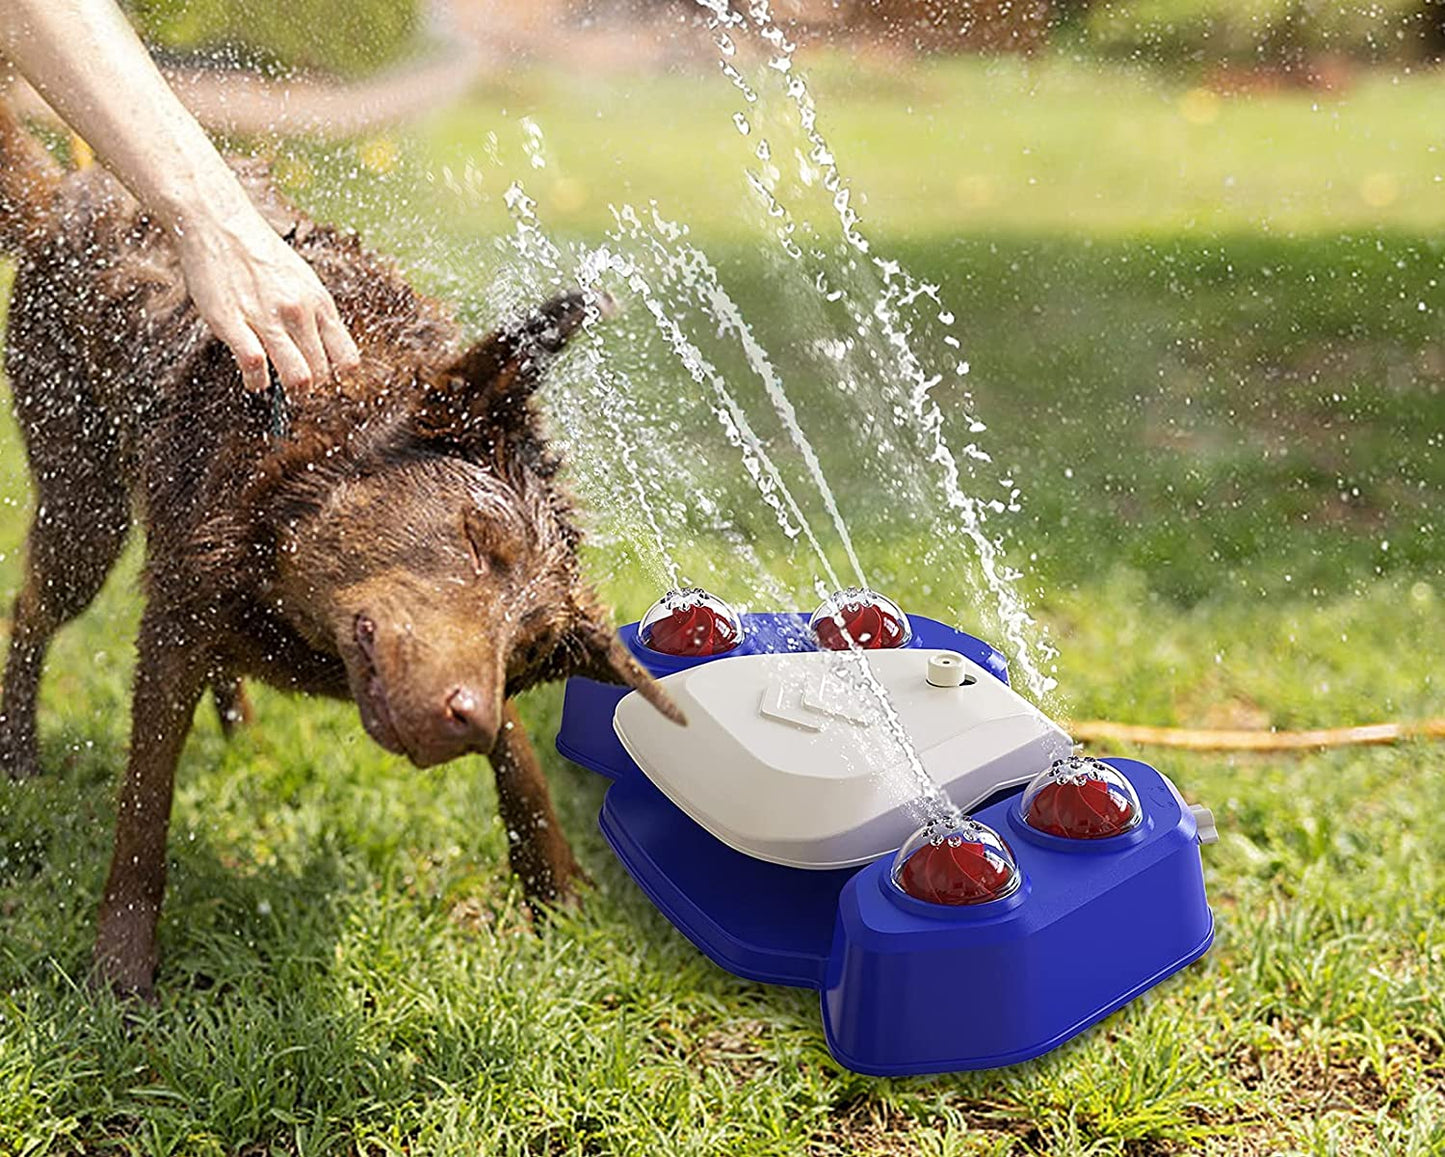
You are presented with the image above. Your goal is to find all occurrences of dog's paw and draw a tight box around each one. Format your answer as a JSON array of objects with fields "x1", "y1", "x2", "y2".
[
  {"x1": 0, "y1": 719, "x2": 41, "y2": 781},
  {"x1": 93, "y1": 911, "x2": 161, "y2": 1002},
  {"x1": 212, "y1": 681, "x2": 254, "y2": 739},
  {"x1": 517, "y1": 852, "x2": 593, "y2": 917}
]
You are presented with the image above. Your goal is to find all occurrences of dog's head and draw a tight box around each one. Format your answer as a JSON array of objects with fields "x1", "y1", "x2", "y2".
[{"x1": 266, "y1": 291, "x2": 680, "y2": 767}]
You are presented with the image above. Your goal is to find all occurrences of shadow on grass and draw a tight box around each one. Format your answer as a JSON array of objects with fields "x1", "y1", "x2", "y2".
[{"x1": 2, "y1": 698, "x2": 857, "y2": 1154}]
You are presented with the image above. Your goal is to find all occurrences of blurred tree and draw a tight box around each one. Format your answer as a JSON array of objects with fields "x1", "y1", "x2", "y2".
[
  {"x1": 1426, "y1": 0, "x2": 1445, "y2": 54},
  {"x1": 576, "y1": 0, "x2": 1055, "y2": 53},
  {"x1": 764, "y1": 0, "x2": 1052, "y2": 51},
  {"x1": 660, "y1": 0, "x2": 1444, "y2": 62},
  {"x1": 853, "y1": 0, "x2": 1052, "y2": 51},
  {"x1": 1083, "y1": 0, "x2": 1437, "y2": 69}
]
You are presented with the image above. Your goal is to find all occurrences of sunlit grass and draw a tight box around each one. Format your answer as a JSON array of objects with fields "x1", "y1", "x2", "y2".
[
  {"x1": 0, "y1": 537, "x2": 1441, "y2": 1155},
  {"x1": 401, "y1": 54, "x2": 1445, "y2": 239},
  {"x1": 2, "y1": 57, "x2": 1444, "y2": 1156}
]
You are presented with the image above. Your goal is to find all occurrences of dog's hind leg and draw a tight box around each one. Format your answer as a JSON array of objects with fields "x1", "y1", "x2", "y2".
[
  {"x1": 2, "y1": 277, "x2": 131, "y2": 780},
  {"x1": 0, "y1": 420, "x2": 130, "y2": 780},
  {"x1": 211, "y1": 678, "x2": 253, "y2": 737},
  {"x1": 488, "y1": 700, "x2": 587, "y2": 908},
  {"x1": 94, "y1": 605, "x2": 207, "y2": 997}
]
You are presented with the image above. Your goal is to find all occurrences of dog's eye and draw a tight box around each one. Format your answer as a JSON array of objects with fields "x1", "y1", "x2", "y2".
[
  {"x1": 462, "y1": 512, "x2": 516, "y2": 577},
  {"x1": 520, "y1": 607, "x2": 551, "y2": 630},
  {"x1": 355, "y1": 614, "x2": 378, "y2": 658}
]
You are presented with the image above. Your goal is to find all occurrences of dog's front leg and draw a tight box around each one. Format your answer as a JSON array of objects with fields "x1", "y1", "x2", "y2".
[
  {"x1": 94, "y1": 609, "x2": 208, "y2": 997},
  {"x1": 489, "y1": 700, "x2": 587, "y2": 907}
]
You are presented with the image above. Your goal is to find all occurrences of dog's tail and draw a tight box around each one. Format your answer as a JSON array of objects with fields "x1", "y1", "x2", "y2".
[{"x1": 0, "y1": 99, "x2": 60, "y2": 254}]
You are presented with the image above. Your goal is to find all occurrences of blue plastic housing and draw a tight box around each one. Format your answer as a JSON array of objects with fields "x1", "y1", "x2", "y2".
[{"x1": 556, "y1": 612, "x2": 1214, "y2": 1075}]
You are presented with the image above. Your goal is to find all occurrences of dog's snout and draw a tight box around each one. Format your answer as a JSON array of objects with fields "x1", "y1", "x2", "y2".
[{"x1": 441, "y1": 685, "x2": 498, "y2": 750}]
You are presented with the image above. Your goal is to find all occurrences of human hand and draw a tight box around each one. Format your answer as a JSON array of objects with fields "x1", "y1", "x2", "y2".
[
  {"x1": 174, "y1": 204, "x2": 360, "y2": 394},
  {"x1": 2, "y1": 0, "x2": 359, "y2": 394}
]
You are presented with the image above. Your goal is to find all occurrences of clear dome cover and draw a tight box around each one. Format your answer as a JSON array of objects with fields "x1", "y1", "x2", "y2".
[
  {"x1": 639, "y1": 588, "x2": 744, "y2": 657},
  {"x1": 1022, "y1": 756, "x2": 1142, "y2": 840},
  {"x1": 809, "y1": 587, "x2": 912, "y2": 651},
  {"x1": 890, "y1": 816, "x2": 1021, "y2": 906}
]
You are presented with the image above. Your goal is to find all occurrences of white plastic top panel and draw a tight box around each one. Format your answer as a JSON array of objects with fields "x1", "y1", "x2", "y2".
[{"x1": 613, "y1": 648, "x2": 1073, "y2": 870}]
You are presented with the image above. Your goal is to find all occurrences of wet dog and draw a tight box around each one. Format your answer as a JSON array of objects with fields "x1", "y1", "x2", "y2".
[{"x1": 0, "y1": 102, "x2": 679, "y2": 996}]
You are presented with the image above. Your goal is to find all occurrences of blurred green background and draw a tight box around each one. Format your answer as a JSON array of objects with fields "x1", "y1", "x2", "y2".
[
  {"x1": 3, "y1": 3, "x2": 1444, "y2": 1154},
  {"x1": 121, "y1": 0, "x2": 422, "y2": 76}
]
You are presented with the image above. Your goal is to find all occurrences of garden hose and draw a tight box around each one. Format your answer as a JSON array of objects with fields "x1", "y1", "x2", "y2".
[{"x1": 1069, "y1": 716, "x2": 1445, "y2": 752}]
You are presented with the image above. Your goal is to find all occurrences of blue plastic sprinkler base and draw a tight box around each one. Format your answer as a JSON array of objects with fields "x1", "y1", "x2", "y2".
[{"x1": 557, "y1": 613, "x2": 1215, "y2": 1076}]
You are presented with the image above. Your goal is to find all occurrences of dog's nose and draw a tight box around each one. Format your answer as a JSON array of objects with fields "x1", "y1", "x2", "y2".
[{"x1": 441, "y1": 686, "x2": 498, "y2": 751}]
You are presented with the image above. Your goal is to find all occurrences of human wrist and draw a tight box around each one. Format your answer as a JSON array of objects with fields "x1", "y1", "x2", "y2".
[{"x1": 150, "y1": 161, "x2": 255, "y2": 242}]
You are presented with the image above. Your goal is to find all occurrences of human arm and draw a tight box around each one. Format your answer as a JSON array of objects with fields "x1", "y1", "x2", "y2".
[{"x1": 0, "y1": 0, "x2": 360, "y2": 392}]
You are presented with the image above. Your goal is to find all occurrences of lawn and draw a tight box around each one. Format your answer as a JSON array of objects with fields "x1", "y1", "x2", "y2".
[{"x1": 2, "y1": 51, "x2": 1444, "y2": 1155}]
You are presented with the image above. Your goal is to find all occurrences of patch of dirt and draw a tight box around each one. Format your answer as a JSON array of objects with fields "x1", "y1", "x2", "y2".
[
  {"x1": 687, "y1": 1016, "x2": 773, "y2": 1086},
  {"x1": 1213, "y1": 1040, "x2": 1401, "y2": 1153},
  {"x1": 808, "y1": 1094, "x2": 1050, "y2": 1156},
  {"x1": 1264, "y1": 1048, "x2": 1389, "y2": 1112},
  {"x1": 448, "y1": 892, "x2": 533, "y2": 937},
  {"x1": 1123, "y1": 1141, "x2": 1188, "y2": 1157},
  {"x1": 1197, "y1": 697, "x2": 1274, "y2": 733},
  {"x1": 1170, "y1": 672, "x2": 1274, "y2": 733}
]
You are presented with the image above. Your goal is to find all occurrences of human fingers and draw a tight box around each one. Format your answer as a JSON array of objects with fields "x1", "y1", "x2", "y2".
[
  {"x1": 213, "y1": 317, "x2": 271, "y2": 393},
  {"x1": 280, "y1": 300, "x2": 331, "y2": 389},
  {"x1": 318, "y1": 300, "x2": 360, "y2": 374},
  {"x1": 256, "y1": 323, "x2": 314, "y2": 394}
]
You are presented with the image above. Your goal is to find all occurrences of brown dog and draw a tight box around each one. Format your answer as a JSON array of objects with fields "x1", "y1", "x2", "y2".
[{"x1": 0, "y1": 103, "x2": 679, "y2": 996}]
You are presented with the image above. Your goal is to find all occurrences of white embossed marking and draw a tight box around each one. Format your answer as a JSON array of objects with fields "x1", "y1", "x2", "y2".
[
  {"x1": 801, "y1": 671, "x2": 875, "y2": 724},
  {"x1": 758, "y1": 676, "x2": 824, "y2": 731}
]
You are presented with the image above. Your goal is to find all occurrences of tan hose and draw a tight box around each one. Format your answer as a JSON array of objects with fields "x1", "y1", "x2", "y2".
[{"x1": 1068, "y1": 717, "x2": 1445, "y2": 752}]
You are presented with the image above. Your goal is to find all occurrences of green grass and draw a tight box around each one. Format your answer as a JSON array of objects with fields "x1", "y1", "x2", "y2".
[
  {"x1": 400, "y1": 55, "x2": 1445, "y2": 238},
  {"x1": 1, "y1": 561, "x2": 1442, "y2": 1155},
  {"x1": 3, "y1": 53, "x2": 1445, "y2": 1156}
]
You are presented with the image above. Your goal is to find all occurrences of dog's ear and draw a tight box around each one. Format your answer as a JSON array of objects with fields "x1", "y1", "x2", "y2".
[
  {"x1": 571, "y1": 618, "x2": 687, "y2": 727},
  {"x1": 412, "y1": 290, "x2": 601, "y2": 449}
]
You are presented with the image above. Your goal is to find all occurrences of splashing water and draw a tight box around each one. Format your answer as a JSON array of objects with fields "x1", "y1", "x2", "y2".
[
  {"x1": 333, "y1": 9, "x2": 1064, "y2": 831},
  {"x1": 493, "y1": 156, "x2": 961, "y2": 826},
  {"x1": 694, "y1": 0, "x2": 1059, "y2": 702},
  {"x1": 596, "y1": 205, "x2": 961, "y2": 824},
  {"x1": 606, "y1": 208, "x2": 870, "y2": 588}
]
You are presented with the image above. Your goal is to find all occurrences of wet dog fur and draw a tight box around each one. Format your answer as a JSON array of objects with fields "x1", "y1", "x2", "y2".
[{"x1": 0, "y1": 102, "x2": 679, "y2": 996}]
